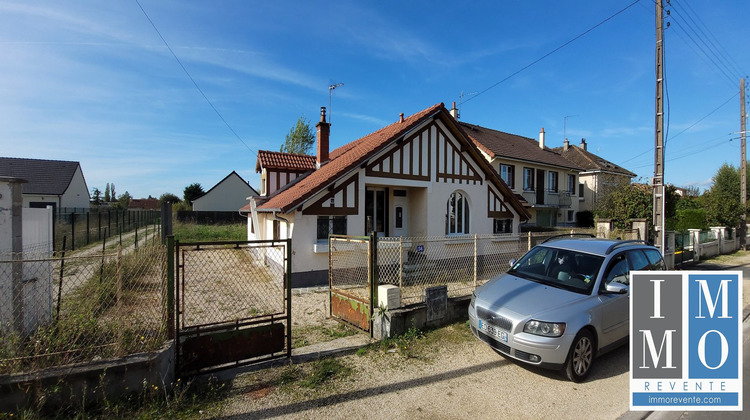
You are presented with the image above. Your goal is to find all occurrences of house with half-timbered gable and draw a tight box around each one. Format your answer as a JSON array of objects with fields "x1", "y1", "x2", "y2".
[{"x1": 242, "y1": 103, "x2": 529, "y2": 286}]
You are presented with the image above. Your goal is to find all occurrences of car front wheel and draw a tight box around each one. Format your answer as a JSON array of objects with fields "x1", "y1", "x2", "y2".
[{"x1": 565, "y1": 329, "x2": 594, "y2": 382}]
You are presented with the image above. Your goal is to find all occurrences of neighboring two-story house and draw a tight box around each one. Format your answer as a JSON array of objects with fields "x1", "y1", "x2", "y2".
[
  {"x1": 459, "y1": 119, "x2": 584, "y2": 228},
  {"x1": 242, "y1": 103, "x2": 530, "y2": 286},
  {"x1": 552, "y1": 139, "x2": 636, "y2": 213}
]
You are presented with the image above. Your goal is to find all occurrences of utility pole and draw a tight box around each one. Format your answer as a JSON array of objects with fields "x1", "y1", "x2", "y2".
[
  {"x1": 741, "y1": 78, "x2": 746, "y2": 249},
  {"x1": 653, "y1": 0, "x2": 665, "y2": 254}
]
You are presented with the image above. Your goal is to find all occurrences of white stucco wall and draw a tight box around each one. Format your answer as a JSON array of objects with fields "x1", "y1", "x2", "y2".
[
  {"x1": 193, "y1": 172, "x2": 257, "y2": 212},
  {"x1": 60, "y1": 166, "x2": 90, "y2": 208}
]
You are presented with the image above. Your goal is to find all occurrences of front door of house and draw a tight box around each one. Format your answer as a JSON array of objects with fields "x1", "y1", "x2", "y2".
[
  {"x1": 365, "y1": 187, "x2": 387, "y2": 237},
  {"x1": 392, "y1": 189, "x2": 408, "y2": 237}
]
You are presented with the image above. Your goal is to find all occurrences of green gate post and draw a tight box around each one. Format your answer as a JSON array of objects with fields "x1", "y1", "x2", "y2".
[
  {"x1": 286, "y1": 238, "x2": 293, "y2": 358},
  {"x1": 166, "y1": 236, "x2": 175, "y2": 340},
  {"x1": 369, "y1": 232, "x2": 378, "y2": 337}
]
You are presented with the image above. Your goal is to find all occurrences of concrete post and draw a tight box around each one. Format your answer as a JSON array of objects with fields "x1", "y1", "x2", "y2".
[
  {"x1": 596, "y1": 219, "x2": 613, "y2": 238},
  {"x1": 688, "y1": 228, "x2": 702, "y2": 261},
  {"x1": 630, "y1": 218, "x2": 648, "y2": 241},
  {"x1": 0, "y1": 177, "x2": 28, "y2": 334},
  {"x1": 710, "y1": 226, "x2": 725, "y2": 254}
]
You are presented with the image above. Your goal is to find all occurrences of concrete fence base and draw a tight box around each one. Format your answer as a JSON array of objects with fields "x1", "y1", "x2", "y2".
[{"x1": 0, "y1": 341, "x2": 175, "y2": 414}]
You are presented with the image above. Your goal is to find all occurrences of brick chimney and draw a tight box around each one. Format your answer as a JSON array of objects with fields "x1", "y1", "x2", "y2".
[
  {"x1": 316, "y1": 107, "x2": 330, "y2": 166},
  {"x1": 580, "y1": 138, "x2": 587, "y2": 151},
  {"x1": 563, "y1": 138, "x2": 569, "y2": 151},
  {"x1": 539, "y1": 128, "x2": 546, "y2": 149},
  {"x1": 449, "y1": 101, "x2": 459, "y2": 119}
]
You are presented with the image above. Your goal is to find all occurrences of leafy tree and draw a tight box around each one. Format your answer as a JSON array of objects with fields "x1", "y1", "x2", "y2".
[
  {"x1": 183, "y1": 183, "x2": 205, "y2": 205},
  {"x1": 280, "y1": 116, "x2": 315, "y2": 155},
  {"x1": 700, "y1": 163, "x2": 746, "y2": 228},
  {"x1": 159, "y1": 193, "x2": 181, "y2": 205},
  {"x1": 113, "y1": 191, "x2": 132, "y2": 209},
  {"x1": 596, "y1": 183, "x2": 652, "y2": 230},
  {"x1": 90, "y1": 187, "x2": 102, "y2": 205},
  {"x1": 104, "y1": 183, "x2": 111, "y2": 202},
  {"x1": 111, "y1": 183, "x2": 116, "y2": 199}
]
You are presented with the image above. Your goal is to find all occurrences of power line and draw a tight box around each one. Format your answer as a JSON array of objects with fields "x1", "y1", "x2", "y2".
[
  {"x1": 134, "y1": 0, "x2": 253, "y2": 153},
  {"x1": 618, "y1": 91, "x2": 739, "y2": 165},
  {"x1": 462, "y1": 0, "x2": 642, "y2": 105}
]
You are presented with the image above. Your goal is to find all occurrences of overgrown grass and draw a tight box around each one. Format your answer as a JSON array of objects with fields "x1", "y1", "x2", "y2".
[
  {"x1": 8, "y1": 376, "x2": 231, "y2": 419},
  {"x1": 172, "y1": 222, "x2": 246, "y2": 242},
  {"x1": 357, "y1": 321, "x2": 474, "y2": 360}
]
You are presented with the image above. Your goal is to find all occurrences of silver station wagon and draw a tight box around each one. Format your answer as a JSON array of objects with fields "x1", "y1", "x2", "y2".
[{"x1": 469, "y1": 236, "x2": 666, "y2": 382}]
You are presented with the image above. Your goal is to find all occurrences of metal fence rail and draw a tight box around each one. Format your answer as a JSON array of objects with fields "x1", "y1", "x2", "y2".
[{"x1": 0, "y1": 243, "x2": 167, "y2": 375}]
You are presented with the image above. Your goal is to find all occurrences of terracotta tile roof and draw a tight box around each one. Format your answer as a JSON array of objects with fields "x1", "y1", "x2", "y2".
[
  {"x1": 0, "y1": 157, "x2": 84, "y2": 195},
  {"x1": 255, "y1": 150, "x2": 316, "y2": 172},
  {"x1": 128, "y1": 198, "x2": 159, "y2": 210},
  {"x1": 257, "y1": 104, "x2": 444, "y2": 212},
  {"x1": 551, "y1": 144, "x2": 636, "y2": 177},
  {"x1": 460, "y1": 123, "x2": 582, "y2": 171},
  {"x1": 255, "y1": 103, "x2": 530, "y2": 221}
]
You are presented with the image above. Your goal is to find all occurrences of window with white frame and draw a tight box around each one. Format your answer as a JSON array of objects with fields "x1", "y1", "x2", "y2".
[
  {"x1": 567, "y1": 210, "x2": 575, "y2": 222},
  {"x1": 445, "y1": 191, "x2": 470, "y2": 235},
  {"x1": 317, "y1": 216, "x2": 347, "y2": 241},
  {"x1": 567, "y1": 174, "x2": 576, "y2": 194},
  {"x1": 523, "y1": 167, "x2": 534, "y2": 191},
  {"x1": 548, "y1": 171, "x2": 558, "y2": 192},
  {"x1": 500, "y1": 164, "x2": 515, "y2": 189},
  {"x1": 579, "y1": 183, "x2": 584, "y2": 198}
]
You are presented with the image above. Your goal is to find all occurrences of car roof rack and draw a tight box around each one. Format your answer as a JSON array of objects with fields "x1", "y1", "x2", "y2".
[
  {"x1": 605, "y1": 239, "x2": 652, "y2": 254},
  {"x1": 541, "y1": 233, "x2": 596, "y2": 243}
]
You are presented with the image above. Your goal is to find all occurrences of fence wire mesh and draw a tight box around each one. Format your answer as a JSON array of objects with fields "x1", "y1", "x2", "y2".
[
  {"x1": 374, "y1": 229, "x2": 600, "y2": 306},
  {"x1": 178, "y1": 242, "x2": 286, "y2": 329},
  {"x1": 0, "y1": 243, "x2": 167, "y2": 375},
  {"x1": 329, "y1": 237, "x2": 370, "y2": 300}
]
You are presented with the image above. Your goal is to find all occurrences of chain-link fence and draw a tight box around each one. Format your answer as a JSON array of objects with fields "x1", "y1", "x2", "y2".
[
  {"x1": 329, "y1": 236, "x2": 370, "y2": 300},
  {"x1": 0, "y1": 243, "x2": 167, "y2": 375},
  {"x1": 177, "y1": 242, "x2": 287, "y2": 329},
  {"x1": 376, "y1": 229, "x2": 600, "y2": 306}
]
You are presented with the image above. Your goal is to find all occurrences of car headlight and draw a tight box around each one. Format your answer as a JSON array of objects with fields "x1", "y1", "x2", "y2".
[
  {"x1": 523, "y1": 320, "x2": 565, "y2": 337},
  {"x1": 470, "y1": 291, "x2": 476, "y2": 308}
]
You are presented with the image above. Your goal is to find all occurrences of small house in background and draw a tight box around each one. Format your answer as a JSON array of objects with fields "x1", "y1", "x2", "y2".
[
  {"x1": 128, "y1": 198, "x2": 159, "y2": 210},
  {"x1": 552, "y1": 139, "x2": 636, "y2": 213},
  {"x1": 243, "y1": 103, "x2": 529, "y2": 286},
  {"x1": 0, "y1": 157, "x2": 90, "y2": 211},
  {"x1": 192, "y1": 171, "x2": 258, "y2": 212}
]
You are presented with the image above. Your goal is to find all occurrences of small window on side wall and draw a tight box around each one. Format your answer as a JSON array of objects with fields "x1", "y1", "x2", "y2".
[
  {"x1": 493, "y1": 219, "x2": 512, "y2": 234},
  {"x1": 317, "y1": 216, "x2": 347, "y2": 241}
]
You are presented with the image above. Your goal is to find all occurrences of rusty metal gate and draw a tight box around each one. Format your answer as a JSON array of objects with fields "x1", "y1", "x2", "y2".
[
  {"x1": 174, "y1": 239, "x2": 291, "y2": 375},
  {"x1": 329, "y1": 235, "x2": 377, "y2": 334}
]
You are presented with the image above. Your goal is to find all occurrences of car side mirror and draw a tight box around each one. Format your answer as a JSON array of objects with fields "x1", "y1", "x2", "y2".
[
  {"x1": 509, "y1": 258, "x2": 517, "y2": 268},
  {"x1": 605, "y1": 282, "x2": 628, "y2": 294}
]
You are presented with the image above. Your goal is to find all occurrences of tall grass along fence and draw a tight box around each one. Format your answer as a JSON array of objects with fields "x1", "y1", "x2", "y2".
[
  {"x1": 0, "y1": 242, "x2": 168, "y2": 375},
  {"x1": 55, "y1": 208, "x2": 160, "y2": 251}
]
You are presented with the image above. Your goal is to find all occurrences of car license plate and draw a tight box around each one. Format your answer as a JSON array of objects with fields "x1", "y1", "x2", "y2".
[{"x1": 479, "y1": 320, "x2": 508, "y2": 342}]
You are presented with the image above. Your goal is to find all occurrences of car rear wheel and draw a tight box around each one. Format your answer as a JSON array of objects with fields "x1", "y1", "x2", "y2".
[{"x1": 565, "y1": 329, "x2": 594, "y2": 382}]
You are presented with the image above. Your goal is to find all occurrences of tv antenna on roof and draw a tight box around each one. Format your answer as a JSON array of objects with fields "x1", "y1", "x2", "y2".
[
  {"x1": 328, "y1": 83, "x2": 344, "y2": 125},
  {"x1": 458, "y1": 90, "x2": 478, "y2": 120},
  {"x1": 564, "y1": 115, "x2": 578, "y2": 141}
]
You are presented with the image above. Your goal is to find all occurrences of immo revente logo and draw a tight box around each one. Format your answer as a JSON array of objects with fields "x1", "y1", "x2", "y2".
[{"x1": 630, "y1": 271, "x2": 742, "y2": 411}]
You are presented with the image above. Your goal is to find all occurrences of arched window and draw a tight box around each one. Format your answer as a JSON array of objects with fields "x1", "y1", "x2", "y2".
[{"x1": 446, "y1": 191, "x2": 470, "y2": 235}]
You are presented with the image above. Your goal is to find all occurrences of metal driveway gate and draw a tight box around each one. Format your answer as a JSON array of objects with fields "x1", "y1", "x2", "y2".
[
  {"x1": 329, "y1": 235, "x2": 376, "y2": 334},
  {"x1": 174, "y1": 239, "x2": 291, "y2": 375}
]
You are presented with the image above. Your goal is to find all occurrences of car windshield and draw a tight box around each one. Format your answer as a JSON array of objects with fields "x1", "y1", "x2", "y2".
[{"x1": 508, "y1": 246, "x2": 604, "y2": 294}]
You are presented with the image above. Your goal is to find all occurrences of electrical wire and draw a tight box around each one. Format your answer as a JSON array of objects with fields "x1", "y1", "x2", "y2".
[
  {"x1": 134, "y1": 0, "x2": 254, "y2": 153},
  {"x1": 462, "y1": 0, "x2": 642, "y2": 105}
]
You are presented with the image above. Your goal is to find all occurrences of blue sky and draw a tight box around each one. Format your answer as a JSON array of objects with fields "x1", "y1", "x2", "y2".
[{"x1": 1, "y1": 1, "x2": 748, "y2": 199}]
